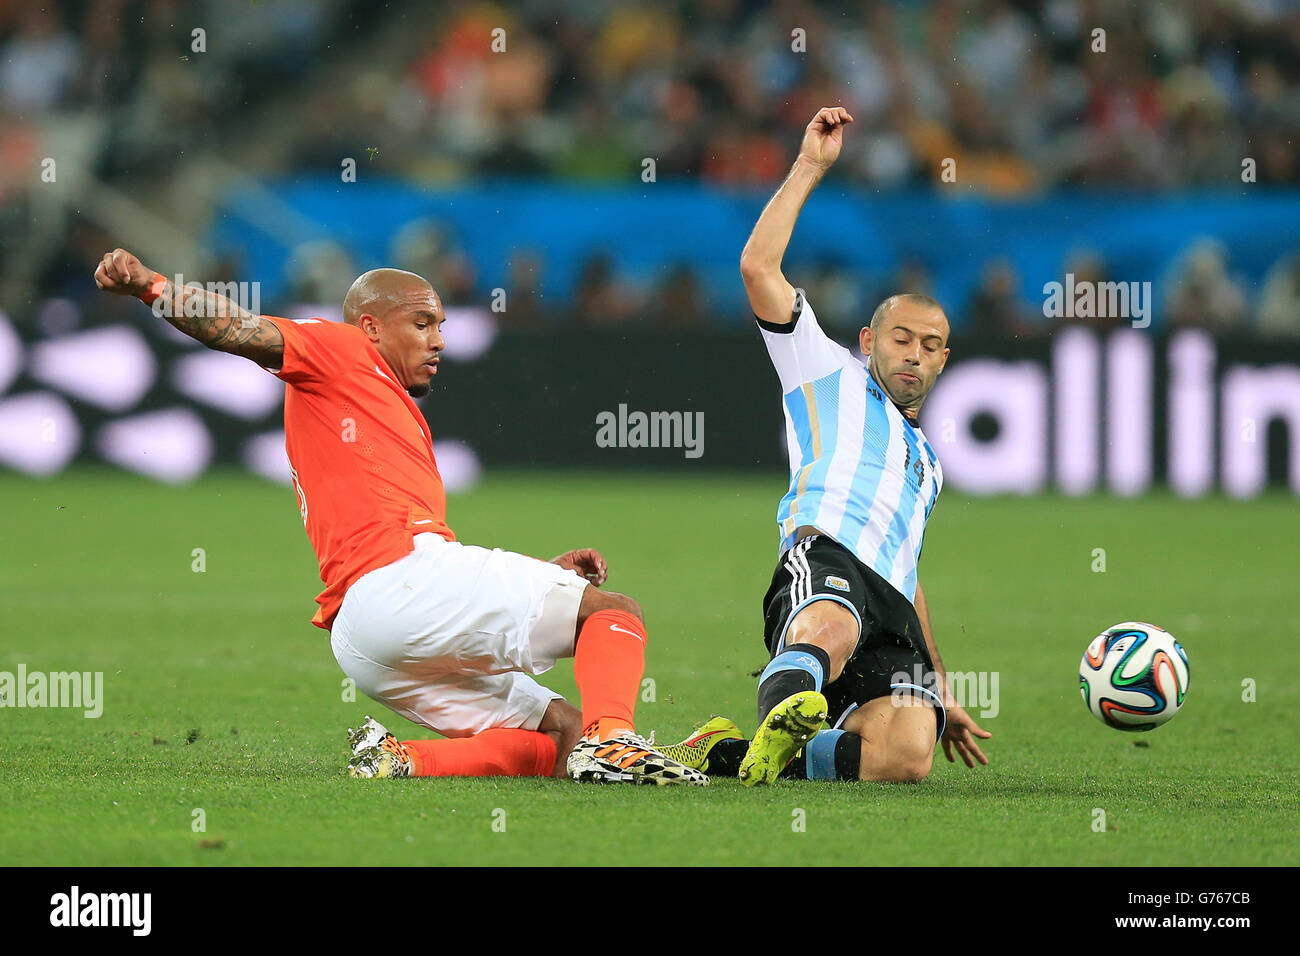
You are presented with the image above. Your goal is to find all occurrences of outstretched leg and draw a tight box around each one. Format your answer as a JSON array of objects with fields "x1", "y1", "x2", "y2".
[
  {"x1": 347, "y1": 696, "x2": 583, "y2": 779},
  {"x1": 563, "y1": 586, "x2": 707, "y2": 785},
  {"x1": 399, "y1": 698, "x2": 582, "y2": 778},
  {"x1": 841, "y1": 691, "x2": 938, "y2": 782},
  {"x1": 571, "y1": 587, "x2": 646, "y2": 741},
  {"x1": 686, "y1": 691, "x2": 938, "y2": 784},
  {"x1": 738, "y1": 598, "x2": 858, "y2": 785}
]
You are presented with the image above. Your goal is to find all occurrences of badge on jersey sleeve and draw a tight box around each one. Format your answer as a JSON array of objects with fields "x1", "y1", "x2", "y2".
[{"x1": 824, "y1": 576, "x2": 851, "y2": 593}]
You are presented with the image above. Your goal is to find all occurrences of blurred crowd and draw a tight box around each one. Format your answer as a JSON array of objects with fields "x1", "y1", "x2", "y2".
[
  {"x1": 3, "y1": 0, "x2": 1299, "y2": 337},
  {"x1": 6, "y1": 0, "x2": 1300, "y2": 185},
  {"x1": 217, "y1": 0, "x2": 1300, "y2": 189}
]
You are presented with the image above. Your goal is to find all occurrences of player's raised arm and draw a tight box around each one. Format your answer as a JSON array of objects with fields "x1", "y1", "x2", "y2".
[
  {"x1": 739, "y1": 106, "x2": 853, "y2": 324},
  {"x1": 94, "y1": 248, "x2": 283, "y2": 366}
]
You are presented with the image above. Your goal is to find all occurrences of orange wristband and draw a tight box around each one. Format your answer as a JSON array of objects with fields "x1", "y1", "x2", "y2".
[{"x1": 138, "y1": 271, "x2": 168, "y2": 305}]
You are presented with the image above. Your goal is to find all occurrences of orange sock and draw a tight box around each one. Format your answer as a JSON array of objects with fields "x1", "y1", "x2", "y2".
[
  {"x1": 401, "y1": 729, "x2": 557, "y2": 777},
  {"x1": 573, "y1": 608, "x2": 646, "y2": 740}
]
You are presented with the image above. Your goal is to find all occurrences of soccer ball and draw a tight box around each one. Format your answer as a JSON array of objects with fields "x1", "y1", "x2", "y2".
[{"x1": 1079, "y1": 622, "x2": 1189, "y2": 732}]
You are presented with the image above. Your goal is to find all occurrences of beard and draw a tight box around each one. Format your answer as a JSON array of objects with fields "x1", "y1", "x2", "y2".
[
  {"x1": 407, "y1": 383, "x2": 431, "y2": 399},
  {"x1": 868, "y1": 356, "x2": 923, "y2": 410}
]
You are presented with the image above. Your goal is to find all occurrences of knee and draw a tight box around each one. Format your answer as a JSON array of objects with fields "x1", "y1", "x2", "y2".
[
  {"x1": 874, "y1": 743, "x2": 933, "y2": 784},
  {"x1": 580, "y1": 589, "x2": 643, "y2": 623},
  {"x1": 619, "y1": 594, "x2": 643, "y2": 620},
  {"x1": 788, "y1": 619, "x2": 856, "y2": 677},
  {"x1": 604, "y1": 591, "x2": 642, "y2": 621}
]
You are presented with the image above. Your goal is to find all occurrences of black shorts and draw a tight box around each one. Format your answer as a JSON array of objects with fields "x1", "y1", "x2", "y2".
[{"x1": 762, "y1": 533, "x2": 946, "y2": 738}]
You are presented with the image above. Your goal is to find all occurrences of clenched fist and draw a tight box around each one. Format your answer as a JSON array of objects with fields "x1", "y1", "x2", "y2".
[
  {"x1": 798, "y1": 106, "x2": 855, "y2": 171},
  {"x1": 93, "y1": 248, "x2": 154, "y2": 298}
]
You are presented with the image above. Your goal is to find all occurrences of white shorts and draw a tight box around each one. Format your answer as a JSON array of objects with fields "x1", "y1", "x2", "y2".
[{"x1": 329, "y1": 533, "x2": 588, "y2": 737}]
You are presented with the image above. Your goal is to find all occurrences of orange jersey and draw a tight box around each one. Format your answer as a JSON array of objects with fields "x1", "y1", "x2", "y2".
[{"x1": 261, "y1": 316, "x2": 455, "y2": 630}]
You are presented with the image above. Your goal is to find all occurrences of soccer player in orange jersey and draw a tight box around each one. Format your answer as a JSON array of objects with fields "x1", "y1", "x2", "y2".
[{"x1": 94, "y1": 248, "x2": 705, "y2": 785}]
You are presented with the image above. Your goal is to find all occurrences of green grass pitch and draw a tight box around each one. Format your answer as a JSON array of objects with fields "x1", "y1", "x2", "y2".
[{"x1": 1, "y1": 469, "x2": 1296, "y2": 866}]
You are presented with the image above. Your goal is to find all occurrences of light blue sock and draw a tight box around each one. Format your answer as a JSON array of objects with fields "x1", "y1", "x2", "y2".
[
  {"x1": 758, "y1": 648, "x2": 826, "y2": 692},
  {"x1": 805, "y1": 729, "x2": 845, "y2": 780}
]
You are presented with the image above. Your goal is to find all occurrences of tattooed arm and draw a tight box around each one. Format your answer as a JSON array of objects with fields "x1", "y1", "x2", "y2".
[{"x1": 93, "y1": 248, "x2": 284, "y2": 366}]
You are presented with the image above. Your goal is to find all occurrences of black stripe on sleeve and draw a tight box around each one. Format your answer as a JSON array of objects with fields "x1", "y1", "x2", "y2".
[{"x1": 753, "y1": 288, "x2": 805, "y2": 334}]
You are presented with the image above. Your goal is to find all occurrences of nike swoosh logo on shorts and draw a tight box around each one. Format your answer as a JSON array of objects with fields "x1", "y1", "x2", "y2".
[{"x1": 609, "y1": 624, "x2": 643, "y2": 642}]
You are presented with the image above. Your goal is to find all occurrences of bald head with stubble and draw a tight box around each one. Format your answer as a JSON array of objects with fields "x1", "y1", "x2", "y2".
[
  {"x1": 859, "y1": 293, "x2": 950, "y2": 420},
  {"x1": 342, "y1": 268, "x2": 446, "y2": 398}
]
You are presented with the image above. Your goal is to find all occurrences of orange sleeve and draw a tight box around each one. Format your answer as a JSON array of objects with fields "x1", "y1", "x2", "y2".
[{"x1": 260, "y1": 316, "x2": 361, "y2": 387}]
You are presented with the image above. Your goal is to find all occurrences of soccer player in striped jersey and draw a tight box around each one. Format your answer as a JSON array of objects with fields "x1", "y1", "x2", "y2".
[
  {"x1": 669, "y1": 107, "x2": 992, "y2": 785},
  {"x1": 93, "y1": 249, "x2": 704, "y2": 786}
]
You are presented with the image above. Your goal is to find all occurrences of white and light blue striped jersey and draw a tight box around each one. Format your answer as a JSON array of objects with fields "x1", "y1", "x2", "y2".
[{"x1": 758, "y1": 292, "x2": 942, "y2": 603}]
